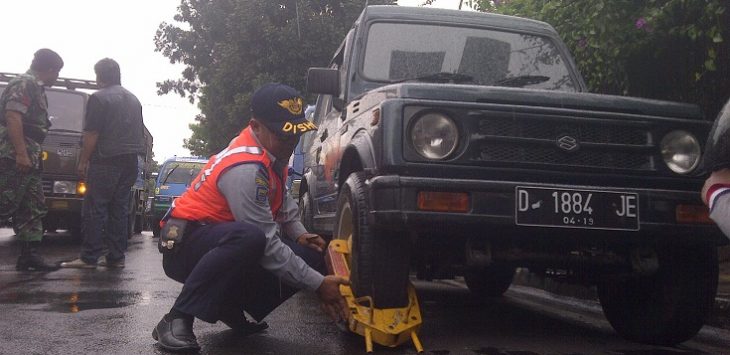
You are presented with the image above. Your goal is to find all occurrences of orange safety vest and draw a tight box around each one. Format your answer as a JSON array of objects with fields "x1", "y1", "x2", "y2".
[{"x1": 170, "y1": 126, "x2": 287, "y2": 223}]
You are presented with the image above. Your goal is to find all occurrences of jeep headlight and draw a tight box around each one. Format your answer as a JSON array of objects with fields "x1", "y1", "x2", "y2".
[
  {"x1": 410, "y1": 113, "x2": 459, "y2": 160},
  {"x1": 53, "y1": 181, "x2": 76, "y2": 194},
  {"x1": 660, "y1": 130, "x2": 700, "y2": 174}
]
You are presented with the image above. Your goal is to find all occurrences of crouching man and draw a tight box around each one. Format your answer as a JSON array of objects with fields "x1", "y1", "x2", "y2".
[{"x1": 152, "y1": 83, "x2": 348, "y2": 351}]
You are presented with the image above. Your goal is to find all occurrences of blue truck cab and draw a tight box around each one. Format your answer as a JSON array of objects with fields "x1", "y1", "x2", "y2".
[{"x1": 151, "y1": 156, "x2": 207, "y2": 236}]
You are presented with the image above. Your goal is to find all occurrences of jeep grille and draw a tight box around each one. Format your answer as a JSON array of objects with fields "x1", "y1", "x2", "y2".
[
  {"x1": 469, "y1": 110, "x2": 655, "y2": 171},
  {"x1": 42, "y1": 180, "x2": 53, "y2": 194}
]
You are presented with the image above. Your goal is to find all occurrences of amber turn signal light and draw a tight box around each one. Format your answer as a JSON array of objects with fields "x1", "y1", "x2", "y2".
[
  {"x1": 675, "y1": 204, "x2": 713, "y2": 224},
  {"x1": 417, "y1": 191, "x2": 469, "y2": 212},
  {"x1": 77, "y1": 182, "x2": 87, "y2": 196}
]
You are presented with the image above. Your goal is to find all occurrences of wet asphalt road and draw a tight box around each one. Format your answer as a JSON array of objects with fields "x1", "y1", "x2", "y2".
[{"x1": 1, "y1": 229, "x2": 729, "y2": 355}]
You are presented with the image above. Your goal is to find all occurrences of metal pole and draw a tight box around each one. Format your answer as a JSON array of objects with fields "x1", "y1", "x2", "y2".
[{"x1": 295, "y1": 1, "x2": 301, "y2": 40}]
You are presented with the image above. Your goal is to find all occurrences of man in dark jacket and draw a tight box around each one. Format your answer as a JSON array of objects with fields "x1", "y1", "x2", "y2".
[{"x1": 61, "y1": 58, "x2": 145, "y2": 269}]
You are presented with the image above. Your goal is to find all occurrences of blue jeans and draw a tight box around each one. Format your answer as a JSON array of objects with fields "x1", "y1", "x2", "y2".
[{"x1": 80, "y1": 159, "x2": 137, "y2": 264}]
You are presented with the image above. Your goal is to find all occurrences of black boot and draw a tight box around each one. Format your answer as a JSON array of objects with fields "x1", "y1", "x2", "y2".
[
  {"x1": 219, "y1": 312, "x2": 269, "y2": 335},
  {"x1": 152, "y1": 313, "x2": 200, "y2": 351},
  {"x1": 16, "y1": 241, "x2": 60, "y2": 272}
]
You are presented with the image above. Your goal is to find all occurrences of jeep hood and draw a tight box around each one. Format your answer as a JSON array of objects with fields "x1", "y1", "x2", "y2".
[{"x1": 366, "y1": 83, "x2": 703, "y2": 120}]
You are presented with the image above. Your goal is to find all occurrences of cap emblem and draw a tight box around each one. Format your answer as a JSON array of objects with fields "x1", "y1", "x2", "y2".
[{"x1": 277, "y1": 97, "x2": 304, "y2": 115}]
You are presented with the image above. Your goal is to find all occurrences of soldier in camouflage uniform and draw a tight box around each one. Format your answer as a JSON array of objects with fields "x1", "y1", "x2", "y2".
[{"x1": 0, "y1": 48, "x2": 64, "y2": 271}]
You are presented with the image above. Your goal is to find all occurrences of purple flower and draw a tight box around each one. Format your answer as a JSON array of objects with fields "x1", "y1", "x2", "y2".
[
  {"x1": 635, "y1": 17, "x2": 647, "y2": 29},
  {"x1": 577, "y1": 37, "x2": 588, "y2": 49}
]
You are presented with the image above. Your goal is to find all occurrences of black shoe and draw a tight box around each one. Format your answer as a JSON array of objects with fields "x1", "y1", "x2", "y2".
[
  {"x1": 59, "y1": 258, "x2": 97, "y2": 269},
  {"x1": 16, "y1": 254, "x2": 60, "y2": 271},
  {"x1": 219, "y1": 313, "x2": 269, "y2": 335},
  {"x1": 152, "y1": 314, "x2": 200, "y2": 352},
  {"x1": 98, "y1": 256, "x2": 125, "y2": 268}
]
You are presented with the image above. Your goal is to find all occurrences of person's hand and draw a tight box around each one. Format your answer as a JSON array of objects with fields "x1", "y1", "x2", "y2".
[
  {"x1": 77, "y1": 160, "x2": 89, "y2": 180},
  {"x1": 316, "y1": 275, "x2": 350, "y2": 322},
  {"x1": 702, "y1": 168, "x2": 730, "y2": 205},
  {"x1": 296, "y1": 233, "x2": 325, "y2": 253},
  {"x1": 15, "y1": 152, "x2": 32, "y2": 173}
]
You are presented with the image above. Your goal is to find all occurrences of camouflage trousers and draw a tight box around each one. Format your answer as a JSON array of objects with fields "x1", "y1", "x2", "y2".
[{"x1": 0, "y1": 159, "x2": 47, "y2": 242}]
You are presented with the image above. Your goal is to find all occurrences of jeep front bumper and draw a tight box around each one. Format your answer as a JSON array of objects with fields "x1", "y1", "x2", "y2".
[{"x1": 367, "y1": 175, "x2": 727, "y2": 245}]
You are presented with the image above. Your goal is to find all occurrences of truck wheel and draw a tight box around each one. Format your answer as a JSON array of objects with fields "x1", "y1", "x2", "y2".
[
  {"x1": 43, "y1": 217, "x2": 59, "y2": 233},
  {"x1": 68, "y1": 219, "x2": 83, "y2": 242},
  {"x1": 152, "y1": 220, "x2": 161, "y2": 238},
  {"x1": 299, "y1": 191, "x2": 314, "y2": 232},
  {"x1": 464, "y1": 264, "x2": 515, "y2": 297},
  {"x1": 128, "y1": 196, "x2": 137, "y2": 239},
  {"x1": 134, "y1": 214, "x2": 143, "y2": 234},
  {"x1": 333, "y1": 172, "x2": 411, "y2": 308},
  {"x1": 128, "y1": 212, "x2": 136, "y2": 239},
  {"x1": 597, "y1": 245, "x2": 718, "y2": 345}
]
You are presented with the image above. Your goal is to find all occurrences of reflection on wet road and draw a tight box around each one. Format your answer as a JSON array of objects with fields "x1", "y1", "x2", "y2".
[
  {"x1": 0, "y1": 228, "x2": 728, "y2": 354},
  {"x1": 0, "y1": 290, "x2": 142, "y2": 313}
]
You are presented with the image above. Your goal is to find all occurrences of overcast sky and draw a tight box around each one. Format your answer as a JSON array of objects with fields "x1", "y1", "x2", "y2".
[{"x1": 0, "y1": 0, "x2": 461, "y2": 162}]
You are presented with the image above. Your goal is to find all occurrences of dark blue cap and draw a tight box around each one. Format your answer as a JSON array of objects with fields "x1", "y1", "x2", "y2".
[{"x1": 251, "y1": 83, "x2": 317, "y2": 136}]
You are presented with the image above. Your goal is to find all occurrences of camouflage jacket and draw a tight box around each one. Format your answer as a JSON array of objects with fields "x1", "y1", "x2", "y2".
[{"x1": 0, "y1": 71, "x2": 50, "y2": 169}]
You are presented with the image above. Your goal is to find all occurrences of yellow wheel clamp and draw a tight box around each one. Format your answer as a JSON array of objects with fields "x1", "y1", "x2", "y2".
[{"x1": 325, "y1": 238, "x2": 424, "y2": 353}]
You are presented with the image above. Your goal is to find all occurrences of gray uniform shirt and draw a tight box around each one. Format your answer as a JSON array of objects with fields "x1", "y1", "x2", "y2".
[{"x1": 217, "y1": 157, "x2": 324, "y2": 291}]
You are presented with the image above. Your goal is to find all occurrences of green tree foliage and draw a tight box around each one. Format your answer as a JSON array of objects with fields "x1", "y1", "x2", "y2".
[
  {"x1": 474, "y1": 0, "x2": 729, "y2": 118},
  {"x1": 155, "y1": 0, "x2": 394, "y2": 156}
]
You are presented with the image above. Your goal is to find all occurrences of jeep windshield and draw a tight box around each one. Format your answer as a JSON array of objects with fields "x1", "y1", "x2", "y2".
[
  {"x1": 0, "y1": 86, "x2": 85, "y2": 132},
  {"x1": 362, "y1": 22, "x2": 578, "y2": 91},
  {"x1": 46, "y1": 90, "x2": 85, "y2": 132}
]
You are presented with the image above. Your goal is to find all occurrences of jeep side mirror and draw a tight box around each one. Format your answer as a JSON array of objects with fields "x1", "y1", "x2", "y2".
[{"x1": 307, "y1": 68, "x2": 340, "y2": 96}]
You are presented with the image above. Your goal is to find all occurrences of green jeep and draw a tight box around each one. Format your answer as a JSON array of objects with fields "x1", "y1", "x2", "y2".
[{"x1": 301, "y1": 6, "x2": 726, "y2": 346}]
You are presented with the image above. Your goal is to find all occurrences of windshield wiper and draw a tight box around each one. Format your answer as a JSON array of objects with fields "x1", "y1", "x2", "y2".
[
  {"x1": 492, "y1": 75, "x2": 550, "y2": 88},
  {"x1": 395, "y1": 72, "x2": 474, "y2": 84},
  {"x1": 288, "y1": 167, "x2": 303, "y2": 177},
  {"x1": 161, "y1": 165, "x2": 178, "y2": 186}
]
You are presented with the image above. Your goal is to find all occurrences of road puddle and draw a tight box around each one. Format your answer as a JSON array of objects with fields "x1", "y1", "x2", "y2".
[{"x1": 0, "y1": 290, "x2": 142, "y2": 313}]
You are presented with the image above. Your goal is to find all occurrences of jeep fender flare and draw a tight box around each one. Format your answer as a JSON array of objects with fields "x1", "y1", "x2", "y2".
[{"x1": 337, "y1": 128, "x2": 377, "y2": 192}]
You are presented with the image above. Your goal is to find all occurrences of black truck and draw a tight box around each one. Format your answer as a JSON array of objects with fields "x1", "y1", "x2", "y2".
[
  {"x1": 301, "y1": 6, "x2": 726, "y2": 345},
  {"x1": 0, "y1": 73, "x2": 153, "y2": 238}
]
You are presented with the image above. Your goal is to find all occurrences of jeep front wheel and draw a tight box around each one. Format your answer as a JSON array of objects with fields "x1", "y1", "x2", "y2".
[
  {"x1": 333, "y1": 172, "x2": 411, "y2": 308},
  {"x1": 597, "y1": 245, "x2": 718, "y2": 345}
]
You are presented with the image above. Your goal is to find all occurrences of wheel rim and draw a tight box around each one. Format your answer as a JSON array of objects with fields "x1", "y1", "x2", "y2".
[
  {"x1": 300, "y1": 193, "x2": 310, "y2": 227},
  {"x1": 335, "y1": 199, "x2": 354, "y2": 263}
]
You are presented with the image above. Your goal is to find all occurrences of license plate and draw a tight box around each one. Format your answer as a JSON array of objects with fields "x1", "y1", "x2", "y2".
[
  {"x1": 50, "y1": 200, "x2": 69, "y2": 210},
  {"x1": 515, "y1": 186, "x2": 639, "y2": 231}
]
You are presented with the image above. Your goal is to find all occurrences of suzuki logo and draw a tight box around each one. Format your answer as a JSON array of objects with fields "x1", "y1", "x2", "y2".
[{"x1": 557, "y1": 135, "x2": 579, "y2": 152}]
